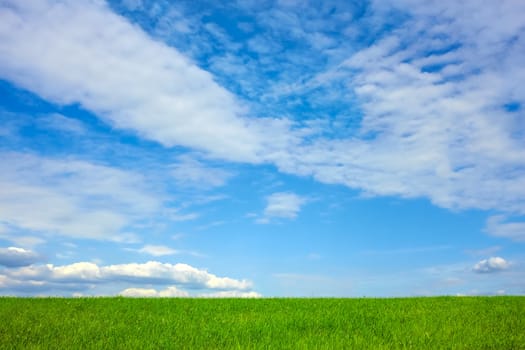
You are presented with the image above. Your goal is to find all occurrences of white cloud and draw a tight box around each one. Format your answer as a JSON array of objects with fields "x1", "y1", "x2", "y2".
[
  {"x1": 158, "y1": 286, "x2": 190, "y2": 297},
  {"x1": 111, "y1": 233, "x2": 142, "y2": 244},
  {"x1": 248, "y1": 34, "x2": 282, "y2": 55},
  {"x1": 485, "y1": 215, "x2": 525, "y2": 242},
  {"x1": 0, "y1": 152, "x2": 160, "y2": 241},
  {"x1": 473, "y1": 257, "x2": 510, "y2": 273},
  {"x1": 165, "y1": 209, "x2": 200, "y2": 222},
  {"x1": 0, "y1": 0, "x2": 265, "y2": 162},
  {"x1": 258, "y1": 192, "x2": 306, "y2": 223},
  {"x1": 1, "y1": 0, "x2": 524, "y2": 218},
  {"x1": 198, "y1": 290, "x2": 262, "y2": 298},
  {"x1": 119, "y1": 288, "x2": 158, "y2": 297},
  {"x1": 0, "y1": 247, "x2": 41, "y2": 267},
  {"x1": 2, "y1": 261, "x2": 251, "y2": 290},
  {"x1": 0, "y1": 260, "x2": 255, "y2": 295},
  {"x1": 170, "y1": 155, "x2": 233, "y2": 189},
  {"x1": 0, "y1": 235, "x2": 45, "y2": 249},
  {"x1": 0, "y1": 224, "x2": 45, "y2": 248},
  {"x1": 263, "y1": 0, "x2": 525, "y2": 215},
  {"x1": 102, "y1": 261, "x2": 252, "y2": 290},
  {"x1": 137, "y1": 245, "x2": 178, "y2": 257},
  {"x1": 39, "y1": 114, "x2": 86, "y2": 134},
  {"x1": 121, "y1": 0, "x2": 144, "y2": 11},
  {"x1": 353, "y1": 259, "x2": 525, "y2": 297},
  {"x1": 118, "y1": 286, "x2": 261, "y2": 298},
  {"x1": 119, "y1": 286, "x2": 189, "y2": 297}
]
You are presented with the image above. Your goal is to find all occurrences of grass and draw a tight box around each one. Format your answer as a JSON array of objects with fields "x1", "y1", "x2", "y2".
[{"x1": 0, "y1": 296, "x2": 524, "y2": 349}]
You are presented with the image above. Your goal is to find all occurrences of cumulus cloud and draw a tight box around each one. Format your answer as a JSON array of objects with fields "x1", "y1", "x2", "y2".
[
  {"x1": 118, "y1": 287, "x2": 261, "y2": 298},
  {"x1": 0, "y1": 261, "x2": 252, "y2": 293},
  {"x1": 257, "y1": 192, "x2": 307, "y2": 223},
  {"x1": 119, "y1": 288, "x2": 158, "y2": 297},
  {"x1": 119, "y1": 286, "x2": 189, "y2": 297},
  {"x1": 0, "y1": 247, "x2": 42, "y2": 267},
  {"x1": 473, "y1": 257, "x2": 510, "y2": 273},
  {"x1": 198, "y1": 290, "x2": 262, "y2": 298}
]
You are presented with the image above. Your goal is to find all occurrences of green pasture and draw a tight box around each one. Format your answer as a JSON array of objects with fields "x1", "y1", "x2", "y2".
[{"x1": 1, "y1": 296, "x2": 524, "y2": 349}]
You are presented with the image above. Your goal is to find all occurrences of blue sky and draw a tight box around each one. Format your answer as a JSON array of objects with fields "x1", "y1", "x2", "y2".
[{"x1": 0, "y1": 0, "x2": 524, "y2": 297}]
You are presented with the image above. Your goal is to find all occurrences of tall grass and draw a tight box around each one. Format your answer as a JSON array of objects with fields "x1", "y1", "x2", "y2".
[{"x1": 1, "y1": 297, "x2": 524, "y2": 349}]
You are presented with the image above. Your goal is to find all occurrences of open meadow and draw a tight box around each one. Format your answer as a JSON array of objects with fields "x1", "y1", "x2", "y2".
[{"x1": 1, "y1": 296, "x2": 524, "y2": 349}]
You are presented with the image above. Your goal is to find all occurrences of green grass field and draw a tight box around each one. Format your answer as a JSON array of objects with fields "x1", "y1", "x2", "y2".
[{"x1": 1, "y1": 296, "x2": 524, "y2": 349}]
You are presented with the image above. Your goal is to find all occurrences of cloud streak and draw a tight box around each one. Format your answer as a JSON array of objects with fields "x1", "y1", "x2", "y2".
[
  {"x1": 1, "y1": 260, "x2": 254, "y2": 295},
  {"x1": 485, "y1": 215, "x2": 525, "y2": 242},
  {"x1": 0, "y1": 0, "x2": 261, "y2": 161},
  {"x1": 170, "y1": 155, "x2": 234, "y2": 189},
  {"x1": 0, "y1": 152, "x2": 160, "y2": 242},
  {"x1": 118, "y1": 287, "x2": 261, "y2": 298},
  {"x1": 0, "y1": 0, "x2": 524, "y2": 236},
  {"x1": 257, "y1": 192, "x2": 307, "y2": 223},
  {"x1": 137, "y1": 245, "x2": 178, "y2": 257}
]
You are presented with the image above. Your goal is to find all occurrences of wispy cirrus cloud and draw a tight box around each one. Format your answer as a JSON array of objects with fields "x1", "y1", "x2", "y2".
[
  {"x1": 256, "y1": 192, "x2": 307, "y2": 224},
  {"x1": 485, "y1": 215, "x2": 525, "y2": 242},
  {"x1": 0, "y1": 223, "x2": 45, "y2": 249},
  {"x1": 136, "y1": 245, "x2": 178, "y2": 257},
  {"x1": 262, "y1": 0, "x2": 525, "y2": 216},
  {"x1": 170, "y1": 155, "x2": 234, "y2": 189},
  {"x1": 141, "y1": 0, "x2": 525, "y2": 218},
  {"x1": 1, "y1": 0, "x2": 524, "y2": 223},
  {"x1": 0, "y1": 152, "x2": 160, "y2": 242},
  {"x1": 38, "y1": 113, "x2": 87, "y2": 134}
]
